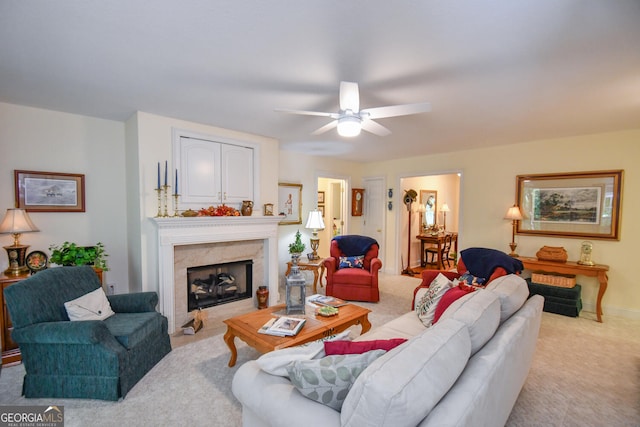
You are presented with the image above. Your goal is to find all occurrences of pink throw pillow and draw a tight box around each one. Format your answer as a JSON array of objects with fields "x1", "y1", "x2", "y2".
[
  {"x1": 324, "y1": 338, "x2": 407, "y2": 355},
  {"x1": 432, "y1": 285, "x2": 476, "y2": 324}
]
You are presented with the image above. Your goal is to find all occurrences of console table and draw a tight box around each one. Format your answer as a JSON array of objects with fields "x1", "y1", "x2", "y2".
[{"x1": 517, "y1": 257, "x2": 609, "y2": 322}]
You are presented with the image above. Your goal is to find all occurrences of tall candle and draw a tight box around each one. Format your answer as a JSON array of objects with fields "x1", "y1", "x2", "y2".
[
  {"x1": 175, "y1": 169, "x2": 179, "y2": 194},
  {"x1": 157, "y1": 162, "x2": 160, "y2": 189},
  {"x1": 164, "y1": 160, "x2": 168, "y2": 186}
]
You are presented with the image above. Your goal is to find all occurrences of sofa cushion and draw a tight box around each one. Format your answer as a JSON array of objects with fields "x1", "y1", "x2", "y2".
[
  {"x1": 257, "y1": 330, "x2": 350, "y2": 376},
  {"x1": 432, "y1": 285, "x2": 476, "y2": 324},
  {"x1": 103, "y1": 312, "x2": 165, "y2": 349},
  {"x1": 339, "y1": 255, "x2": 365, "y2": 269},
  {"x1": 438, "y1": 289, "x2": 501, "y2": 355},
  {"x1": 286, "y1": 349, "x2": 386, "y2": 411},
  {"x1": 485, "y1": 274, "x2": 529, "y2": 323},
  {"x1": 324, "y1": 338, "x2": 407, "y2": 355},
  {"x1": 355, "y1": 312, "x2": 426, "y2": 342},
  {"x1": 332, "y1": 267, "x2": 375, "y2": 285},
  {"x1": 64, "y1": 287, "x2": 115, "y2": 321},
  {"x1": 415, "y1": 273, "x2": 454, "y2": 327},
  {"x1": 341, "y1": 318, "x2": 471, "y2": 427}
]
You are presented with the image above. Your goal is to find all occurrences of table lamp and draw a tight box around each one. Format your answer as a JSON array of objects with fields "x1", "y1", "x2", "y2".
[
  {"x1": 504, "y1": 205, "x2": 523, "y2": 257},
  {"x1": 305, "y1": 209, "x2": 325, "y2": 260},
  {"x1": 440, "y1": 203, "x2": 450, "y2": 231},
  {"x1": 0, "y1": 208, "x2": 40, "y2": 276}
]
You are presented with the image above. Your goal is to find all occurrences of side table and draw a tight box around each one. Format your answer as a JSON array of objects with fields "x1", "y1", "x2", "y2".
[
  {"x1": 285, "y1": 258, "x2": 326, "y2": 294},
  {"x1": 1, "y1": 273, "x2": 28, "y2": 365},
  {"x1": 517, "y1": 256, "x2": 609, "y2": 322}
]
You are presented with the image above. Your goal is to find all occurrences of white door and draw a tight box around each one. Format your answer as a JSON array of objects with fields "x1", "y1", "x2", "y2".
[
  {"x1": 179, "y1": 137, "x2": 222, "y2": 205},
  {"x1": 363, "y1": 176, "x2": 385, "y2": 262},
  {"x1": 221, "y1": 144, "x2": 254, "y2": 204}
]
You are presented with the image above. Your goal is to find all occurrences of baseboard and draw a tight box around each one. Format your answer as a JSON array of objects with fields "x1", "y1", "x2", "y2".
[{"x1": 581, "y1": 302, "x2": 640, "y2": 320}]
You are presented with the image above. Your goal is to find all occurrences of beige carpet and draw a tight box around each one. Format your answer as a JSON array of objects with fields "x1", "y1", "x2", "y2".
[{"x1": 1, "y1": 273, "x2": 638, "y2": 426}]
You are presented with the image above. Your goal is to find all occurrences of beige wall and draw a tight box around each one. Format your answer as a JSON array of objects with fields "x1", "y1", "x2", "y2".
[
  {"x1": 369, "y1": 131, "x2": 639, "y2": 318},
  {"x1": 0, "y1": 102, "x2": 129, "y2": 292}
]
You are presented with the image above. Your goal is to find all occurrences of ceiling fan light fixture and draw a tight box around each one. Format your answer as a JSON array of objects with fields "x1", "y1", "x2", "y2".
[{"x1": 337, "y1": 116, "x2": 361, "y2": 137}]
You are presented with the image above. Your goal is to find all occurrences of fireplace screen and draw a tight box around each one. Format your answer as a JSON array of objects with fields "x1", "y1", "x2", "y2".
[{"x1": 187, "y1": 259, "x2": 253, "y2": 311}]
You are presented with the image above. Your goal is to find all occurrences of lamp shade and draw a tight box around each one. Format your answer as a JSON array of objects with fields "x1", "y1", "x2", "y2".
[
  {"x1": 0, "y1": 208, "x2": 39, "y2": 235},
  {"x1": 504, "y1": 205, "x2": 523, "y2": 221},
  {"x1": 440, "y1": 203, "x2": 451, "y2": 213},
  {"x1": 305, "y1": 209, "x2": 325, "y2": 230}
]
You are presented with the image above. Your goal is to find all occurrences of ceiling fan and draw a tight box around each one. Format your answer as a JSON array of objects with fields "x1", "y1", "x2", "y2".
[{"x1": 275, "y1": 81, "x2": 431, "y2": 137}]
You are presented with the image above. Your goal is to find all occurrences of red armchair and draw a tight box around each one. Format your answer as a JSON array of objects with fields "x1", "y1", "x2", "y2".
[
  {"x1": 323, "y1": 238, "x2": 382, "y2": 302},
  {"x1": 412, "y1": 247, "x2": 524, "y2": 307}
]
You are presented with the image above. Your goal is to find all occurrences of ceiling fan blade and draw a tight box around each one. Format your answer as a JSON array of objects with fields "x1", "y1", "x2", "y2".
[
  {"x1": 361, "y1": 119, "x2": 391, "y2": 136},
  {"x1": 339, "y1": 81, "x2": 359, "y2": 112},
  {"x1": 361, "y1": 102, "x2": 431, "y2": 119},
  {"x1": 311, "y1": 120, "x2": 338, "y2": 135},
  {"x1": 274, "y1": 108, "x2": 338, "y2": 118}
]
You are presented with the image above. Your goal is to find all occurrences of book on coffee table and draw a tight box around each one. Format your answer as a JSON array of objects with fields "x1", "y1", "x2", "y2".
[
  {"x1": 308, "y1": 294, "x2": 348, "y2": 308},
  {"x1": 258, "y1": 316, "x2": 306, "y2": 337}
]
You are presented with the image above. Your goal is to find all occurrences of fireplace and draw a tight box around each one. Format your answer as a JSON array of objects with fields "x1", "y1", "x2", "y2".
[
  {"x1": 188, "y1": 259, "x2": 253, "y2": 311},
  {"x1": 152, "y1": 216, "x2": 282, "y2": 333}
]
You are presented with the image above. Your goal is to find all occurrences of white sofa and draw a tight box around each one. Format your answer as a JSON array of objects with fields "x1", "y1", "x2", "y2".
[{"x1": 232, "y1": 274, "x2": 544, "y2": 427}]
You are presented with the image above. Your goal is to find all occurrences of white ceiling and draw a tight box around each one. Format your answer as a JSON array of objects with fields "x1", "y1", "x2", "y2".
[{"x1": 1, "y1": 1, "x2": 639, "y2": 163}]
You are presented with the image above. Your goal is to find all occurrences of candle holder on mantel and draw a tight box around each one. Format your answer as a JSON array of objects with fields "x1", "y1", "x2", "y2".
[
  {"x1": 155, "y1": 187, "x2": 163, "y2": 218},
  {"x1": 172, "y1": 193, "x2": 181, "y2": 217},
  {"x1": 162, "y1": 185, "x2": 171, "y2": 217}
]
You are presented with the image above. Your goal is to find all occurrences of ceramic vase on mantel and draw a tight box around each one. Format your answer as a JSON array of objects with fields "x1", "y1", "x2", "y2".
[{"x1": 241, "y1": 200, "x2": 253, "y2": 216}]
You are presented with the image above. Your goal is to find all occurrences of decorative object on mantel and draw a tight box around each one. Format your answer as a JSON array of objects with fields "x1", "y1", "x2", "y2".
[
  {"x1": 504, "y1": 205, "x2": 523, "y2": 257},
  {"x1": 577, "y1": 241, "x2": 595, "y2": 266},
  {"x1": 305, "y1": 210, "x2": 325, "y2": 260},
  {"x1": 196, "y1": 205, "x2": 241, "y2": 216},
  {"x1": 263, "y1": 203, "x2": 274, "y2": 216},
  {"x1": 0, "y1": 208, "x2": 40, "y2": 276},
  {"x1": 241, "y1": 201, "x2": 253, "y2": 216},
  {"x1": 536, "y1": 246, "x2": 568, "y2": 263},
  {"x1": 155, "y1": 161, "x2": 179, "y2": 218}
]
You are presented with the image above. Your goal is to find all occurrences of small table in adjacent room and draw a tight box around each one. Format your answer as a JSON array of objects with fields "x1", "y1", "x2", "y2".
[
  {"x1": 416, "y1": 232, "x2": 458, "y2": 270},
  {"x1": 285, "y1": 258, "x2": 326, "y2": 294},
  {"x1": 517, "y1": 256, "x2": 610, "y2": 322},
  {"x1": 222, "y1": 303, "x2": 371, "y2": 367}
]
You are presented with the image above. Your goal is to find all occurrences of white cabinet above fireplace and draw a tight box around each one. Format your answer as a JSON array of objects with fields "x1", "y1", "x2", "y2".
[{"x1": 174, "y1": 131, "x2": 255, "y2": 210}]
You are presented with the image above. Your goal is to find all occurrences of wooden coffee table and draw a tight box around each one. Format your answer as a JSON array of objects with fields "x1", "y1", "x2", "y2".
[{"x1": 223, "y1": 303, "x2": 371, "y2": 367}]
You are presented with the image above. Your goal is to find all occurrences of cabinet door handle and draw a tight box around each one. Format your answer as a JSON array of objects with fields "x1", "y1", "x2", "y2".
[{"x1": 223, "y1": 192, "x2": 227, "y2": 200}]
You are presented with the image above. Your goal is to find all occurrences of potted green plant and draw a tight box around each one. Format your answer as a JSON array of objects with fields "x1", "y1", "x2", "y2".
[
  {"x1": 288, "y1": 230, "x2": 306, "y2": 255},
  {"x1": 49, "y1": 241, "x2": 109, "y2": 271}
]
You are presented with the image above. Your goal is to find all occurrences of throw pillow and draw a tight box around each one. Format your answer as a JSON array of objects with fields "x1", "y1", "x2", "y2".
[
  {"x1": 432, "y1": 285, "x2": 476, "y2": 325},
  {"x1": 458, "y1": 271, "x2": 487, "y2": 287},
  {"x1": 286, "y1": 349, "x2": 386, "y2": 411},
  {"x1": 339, "y1": 255, "x2": 365, "y2": 269},
  {"x1": 257, "y1": 330, "x2": 351, "y2": 377},
  {"x1": 64, "y1": 287, "x2": 115, "y2": 321},
  {"x1": 415, "y1": 273, "x2": 454, "y2": 327},
  {"x1": 324, "y1": 338, "x2": 407, "y2": 355}
]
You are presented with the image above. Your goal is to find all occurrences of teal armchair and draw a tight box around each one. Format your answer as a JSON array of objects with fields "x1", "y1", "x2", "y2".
[{"x1": 4, "y1": 266, "x2": 171, "y2": 401}]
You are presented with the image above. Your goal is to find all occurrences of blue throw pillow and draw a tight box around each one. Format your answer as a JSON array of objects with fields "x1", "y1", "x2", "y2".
[
  {"x1": 458, "y1": 271, "x2": 486, "y2": 287},
  {"x1": 339, "y1": 255, "x2": 364, "y2": 269}
]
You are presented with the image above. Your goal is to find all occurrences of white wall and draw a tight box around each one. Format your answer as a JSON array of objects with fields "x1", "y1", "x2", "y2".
[{"x1": 0, "y1": 102, "x2": 129, "y2": 292}]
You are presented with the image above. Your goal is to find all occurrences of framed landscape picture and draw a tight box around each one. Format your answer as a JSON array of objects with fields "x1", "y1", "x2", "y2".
[
  {"x1": 15, "y1": 170, "x2": 86, "y2": 212},
  {"x1": 278, "y1": 182, "x2": 302, "y2": 225},
  {"x1": 516, "y1": 170, "x2": 623, "y2": 240}
]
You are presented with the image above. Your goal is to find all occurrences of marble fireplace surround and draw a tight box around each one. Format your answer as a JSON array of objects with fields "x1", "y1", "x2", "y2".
[{"x1": 152, "y1": 216, "x2": 282, "y2": 333}]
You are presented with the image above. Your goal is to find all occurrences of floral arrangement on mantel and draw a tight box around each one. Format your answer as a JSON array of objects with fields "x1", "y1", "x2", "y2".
[{"x1": 182, "y1": 205, "x2": 241, "y2": 217}]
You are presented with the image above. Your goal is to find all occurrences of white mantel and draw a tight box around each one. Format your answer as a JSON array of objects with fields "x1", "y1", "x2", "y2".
[{"x1": 152, "y1": 216, "x2": 282, "y2": 333}]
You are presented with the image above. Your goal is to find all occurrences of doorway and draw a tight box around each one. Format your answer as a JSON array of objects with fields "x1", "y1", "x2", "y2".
[
  {"x1": 398, "y1": 172, "x2": 461, "y2": 275},
  {"x1": 316, "y1": 175, "x2": 348, "y2": 259}
]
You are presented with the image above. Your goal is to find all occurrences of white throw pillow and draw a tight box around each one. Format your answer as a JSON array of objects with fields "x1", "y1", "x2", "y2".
[
  {"x1": 485, "y1": 274, "x2": 529, "y2": 323},
  {"x1": 64, "y1": 287, "x2": 115, "y2": 321},
  {"x1": 341, "y1": 319, "x2": 471, "y2": 427},
  {"x1": 257, "y1": 330, "x2": 351, "y2": 377},
  {"x1": 415, "y1": 273, "x2": 454, "y2": 327}
]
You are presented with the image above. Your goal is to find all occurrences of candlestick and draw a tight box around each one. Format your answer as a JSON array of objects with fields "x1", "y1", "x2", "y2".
[
  {"x1": 164, "y1": 161, "x2": 168, "y2": 187},
  {"x1": 162, "y1": 185, "x2": 170, "y2": 217},
  {"x1": 154, "y1": 187, "x2": 162, "y2": 217},
  {"x1": 175, "y1": 169, "x2": 178, "y2": 195},
  {"x1": 172, "y1": 193, "x2": 180, "y2": 217},
  {"x1": 157, "y1": 162, "x2": 160, "y2": 189}
]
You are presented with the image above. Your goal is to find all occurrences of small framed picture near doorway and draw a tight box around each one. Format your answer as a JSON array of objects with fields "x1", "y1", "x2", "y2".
[
  {"x1": 15, "y1": 170, "x2": 86, "y2": 212},
  {"x1": 278, "y1": 182, "x2": 302, "y2": 225}
]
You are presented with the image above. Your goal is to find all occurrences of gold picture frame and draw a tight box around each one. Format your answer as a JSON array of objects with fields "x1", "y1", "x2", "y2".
[
  {"x1": 15, "y1": 170, "x2": 86, "y2": 212},
  {"x1": 516, "y1": 170, "x2": 623, "y2": 240},
  {"x1": 278, "y1": 183, "x2": 303, "y2": 225}
]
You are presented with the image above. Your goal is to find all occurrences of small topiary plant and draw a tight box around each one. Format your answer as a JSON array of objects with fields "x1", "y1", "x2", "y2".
[{"x1": 288, "y1": 230, "x2": 306, "y2": 254}]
